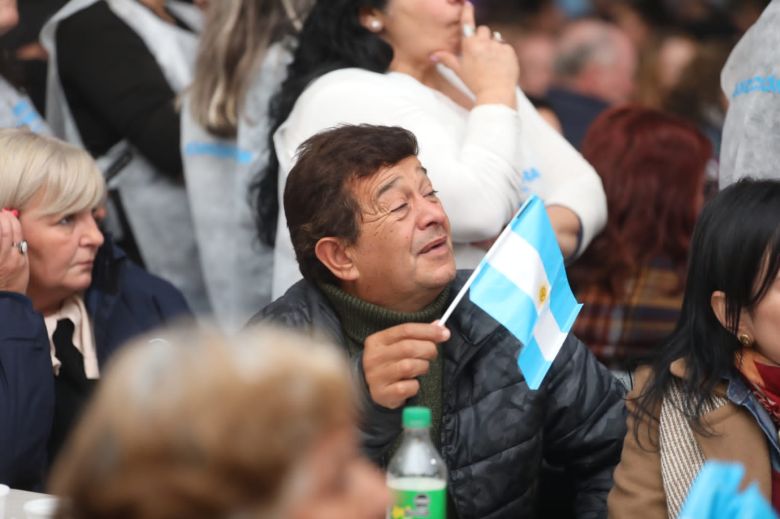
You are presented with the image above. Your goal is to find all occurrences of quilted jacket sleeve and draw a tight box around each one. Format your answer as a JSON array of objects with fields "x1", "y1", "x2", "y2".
[
  {"x1": 541, "y1": 333, "x2": 628, "y2": 518},
  {"x1": 0, "y1": 292, "x2": 55, "y2": 490}
]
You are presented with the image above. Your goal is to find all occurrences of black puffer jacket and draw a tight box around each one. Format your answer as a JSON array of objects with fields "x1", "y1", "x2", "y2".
[{"x1": 250, "y1": 272, "x2": 626, "y2": 518}]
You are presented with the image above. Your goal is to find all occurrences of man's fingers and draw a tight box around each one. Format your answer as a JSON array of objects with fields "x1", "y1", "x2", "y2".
[
  {"x1": 393, "y1": 358, "x2": 431, "y2": 380},
  {"x1": 384, "y1": 379, "x2": 421, "y2": 407},
  {"x1": 397, "y1": 340, "x2": 439, "y2": 361},
  {"x1": 372, "y1": 322, "x2": 450, "y2": 345},
  {"x1": 368, "y1": 339, "x2": 437, "y2": 363}
]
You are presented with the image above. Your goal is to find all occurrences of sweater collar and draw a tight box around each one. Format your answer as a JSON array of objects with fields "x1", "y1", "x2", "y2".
[{"x1": 318, "y1": 282, "x2": 450, "y2": 347}]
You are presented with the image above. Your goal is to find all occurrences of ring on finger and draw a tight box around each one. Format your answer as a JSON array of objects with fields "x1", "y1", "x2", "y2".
[
  {"x1": 462, "y1": 24, "x2": 475, "y2": 38},
  {"x1": 492, "y1": 30, "x2": 504, "y2": 43},
  {"x1": 13, "y1": 240, "x2": 28, "y2": 256}
]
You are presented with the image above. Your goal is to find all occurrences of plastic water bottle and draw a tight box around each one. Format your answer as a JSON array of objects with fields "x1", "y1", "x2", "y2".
[{"x1": 387, "y1": 406, "x2": 448, "y2": 519}]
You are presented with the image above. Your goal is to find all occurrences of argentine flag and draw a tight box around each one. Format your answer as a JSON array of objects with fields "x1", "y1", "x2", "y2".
[{"x1": 450, "y1": 196, "x2": 582, "y2": 390}]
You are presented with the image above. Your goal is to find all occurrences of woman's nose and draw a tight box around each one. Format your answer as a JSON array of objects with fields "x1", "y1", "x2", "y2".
[{"x1": 81, "y1": 214, "x2": 105, "y2": 248}]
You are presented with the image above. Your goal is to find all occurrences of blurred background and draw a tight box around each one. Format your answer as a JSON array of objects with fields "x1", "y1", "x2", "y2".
[{"x1": 1, "y1": 0, "x2": 765, "y2": 166}]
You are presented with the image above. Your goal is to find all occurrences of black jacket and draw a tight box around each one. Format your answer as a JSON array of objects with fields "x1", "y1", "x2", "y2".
[
  {"x1": 0, "y1": 242, "x2": 192, "y2": 490},
  {"x1": 251, "y1": 272, "x2": 627, "y2": 518}
]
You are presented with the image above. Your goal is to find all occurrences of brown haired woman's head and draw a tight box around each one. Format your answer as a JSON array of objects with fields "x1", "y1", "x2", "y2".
[
  {"x1": 573, "y1": 105, "x2": 711, "y2": 297},
  {"x1": 50, "y1": 326, "x2": 388, "y2": 519}
]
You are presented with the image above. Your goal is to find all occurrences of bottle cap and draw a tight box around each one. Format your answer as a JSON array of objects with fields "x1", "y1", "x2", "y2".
[{"x1": 403, "y1": 406, "x2": 431, "y2": 429}]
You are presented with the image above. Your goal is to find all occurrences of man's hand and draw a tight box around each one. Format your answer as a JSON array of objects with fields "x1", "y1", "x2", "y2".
[{"x1": 363, "y1": 322, "x2": 450, "y2": 410}]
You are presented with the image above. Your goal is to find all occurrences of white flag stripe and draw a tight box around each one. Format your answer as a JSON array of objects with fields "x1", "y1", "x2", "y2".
[
  {"x1": 487, "y1": 231, "x2": 550, "y2": 314},
  {"x1": 532, "y1": 305, "x2": 569, "y2": 361}
]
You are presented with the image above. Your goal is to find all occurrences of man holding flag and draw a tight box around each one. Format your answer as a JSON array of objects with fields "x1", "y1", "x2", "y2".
[{"x1": 252, "y1": 124, "x2": 626, "y2": 518}]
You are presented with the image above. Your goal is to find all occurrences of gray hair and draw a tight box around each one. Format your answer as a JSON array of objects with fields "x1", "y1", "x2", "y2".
[{"x1": 554, "y1": 19, "x2": 624, "y2": 79}]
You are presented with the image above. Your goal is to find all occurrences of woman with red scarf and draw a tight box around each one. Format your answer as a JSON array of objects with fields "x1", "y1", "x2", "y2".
[{"x1": 608, "y1": 178, "x2": 780, "y2": 518}]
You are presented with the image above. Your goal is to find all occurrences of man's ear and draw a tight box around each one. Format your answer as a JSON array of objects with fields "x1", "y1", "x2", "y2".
[{"x1": 314, "y1": 237, "x2": 359, "y2": 282}]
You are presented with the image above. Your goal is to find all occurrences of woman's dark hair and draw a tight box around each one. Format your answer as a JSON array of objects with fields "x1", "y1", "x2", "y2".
[
  {"x1": 633, "y1": 179, "x2": 780, "y2": 445},
  {"x1": 571, "y1": 106, "x2": 711, "y2": 300},
  {"x1": 253, "y1": 0, "x2": 393, "y2": 246}
]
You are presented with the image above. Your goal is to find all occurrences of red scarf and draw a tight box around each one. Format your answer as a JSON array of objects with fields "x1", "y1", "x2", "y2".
[{"x1": 737, "y1": 348, "x2": 780, "y2": 512}]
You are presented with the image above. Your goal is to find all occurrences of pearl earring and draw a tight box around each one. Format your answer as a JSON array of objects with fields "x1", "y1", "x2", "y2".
[{"x1": 369, "y1": 19, "x2": 383, "y2": 32}]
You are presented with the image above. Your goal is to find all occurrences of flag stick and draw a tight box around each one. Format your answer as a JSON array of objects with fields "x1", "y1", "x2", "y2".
[{"x1": 438, "y1": 197, "x2": 534, "y2": 327}]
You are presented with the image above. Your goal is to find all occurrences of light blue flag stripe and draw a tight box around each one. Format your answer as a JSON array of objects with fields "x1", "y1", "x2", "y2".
[
  {"x1": 517, "y1": 336, "x2": 553, "y2": 390},
  {"x1": 470, "y1": 263, "x2": 538, "y2": 345}
]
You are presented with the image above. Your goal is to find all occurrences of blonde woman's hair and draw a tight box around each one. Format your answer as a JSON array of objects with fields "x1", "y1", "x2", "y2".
[
  {"x1": 0, "y1": 129, "x2": 105, "y2": 217},
  {"x1": 50, "y1": 325, "x2": 355, "y2": 519},
  {"x1": 189, "y1": 0, "x2": 312, "y2": 137}
]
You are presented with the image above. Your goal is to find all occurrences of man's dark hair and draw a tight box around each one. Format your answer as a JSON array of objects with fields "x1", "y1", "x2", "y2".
[{"x1": 284, "y1": 124, "x2": 418, "y2": 284}]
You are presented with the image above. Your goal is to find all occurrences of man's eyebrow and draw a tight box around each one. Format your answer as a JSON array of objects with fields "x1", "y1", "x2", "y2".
[
  {"x1": 376, "y1": 176, "x2": 400, "y2": 199},
  {"x1": 419, "y1": 166, "x2": 428, "y2": 176}
]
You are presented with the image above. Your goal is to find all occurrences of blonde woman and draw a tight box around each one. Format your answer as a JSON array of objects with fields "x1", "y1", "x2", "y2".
[
  {"x1": 0, "y1": 129, "x2": 191, "y2": 491},
  {"x1": 181, "y1": 0, "x2": 312, "y2": 330},
  {"x1": 50, "y1": 326, "x2": 389, "y2": 519}
]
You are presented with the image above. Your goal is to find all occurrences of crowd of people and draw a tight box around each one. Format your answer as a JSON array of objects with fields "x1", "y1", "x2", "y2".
[{"x1": 1, "y1": 0, "x2": 780, "y2": 517}]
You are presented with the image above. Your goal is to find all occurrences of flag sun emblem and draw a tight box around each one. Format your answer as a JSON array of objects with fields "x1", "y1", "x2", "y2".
[{"x1": 538, "y1": 285, "x2": 548, "y2": 305}]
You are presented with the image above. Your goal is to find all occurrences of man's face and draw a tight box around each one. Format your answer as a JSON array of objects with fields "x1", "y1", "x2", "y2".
[{"x1": 343, "y1": 156, "x2": 456, "y2": 312}]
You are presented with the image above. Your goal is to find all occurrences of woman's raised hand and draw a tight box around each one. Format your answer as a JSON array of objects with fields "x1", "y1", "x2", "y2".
[
  {"x1": 0, "y1": 209, "x2": 29, "y2": 294},
  {"x1": 431, "y1": 1, "x2": 520, "y2": 109}
]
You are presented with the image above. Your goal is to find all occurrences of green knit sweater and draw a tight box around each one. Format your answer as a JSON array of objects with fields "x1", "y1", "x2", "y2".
[{"x1": 318, "y1": 282, "x2": 449, "y2": 448}]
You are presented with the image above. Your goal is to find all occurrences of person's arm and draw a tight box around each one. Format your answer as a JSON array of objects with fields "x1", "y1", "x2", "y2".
[
  {"x1": 55, "y1": 3, "x2": 183, "y2": 177},
  {"x1": 515, "y1": 90, "x2": 607, "y2": 257},
  {"x1": 541, "y1": 334, "x2": 627, "y2": 519},
  {"x1": 0, "y1": 293, "x2": 54, "y2": 491}
]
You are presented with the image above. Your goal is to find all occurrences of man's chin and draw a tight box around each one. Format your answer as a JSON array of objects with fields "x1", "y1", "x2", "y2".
[{"x1": 420, "y1": 263, "x2": 457, "y2": 290}]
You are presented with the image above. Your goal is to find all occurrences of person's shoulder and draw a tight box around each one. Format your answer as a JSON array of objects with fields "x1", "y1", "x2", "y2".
[
  {"x1": 110, "y1": 251, "x2": 190, "y2": 312},
  {"x1": 247, "y1": 278, "x2": 325, "y2": 330},
  {"x1": 58, "y1": 2, "x2": 124, "y2": 35},
  {"x1": 298, "y1": 68, "x2": 399, "y2": 105}
]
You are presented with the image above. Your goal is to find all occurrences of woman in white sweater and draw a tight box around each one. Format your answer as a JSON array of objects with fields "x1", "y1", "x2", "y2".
[{"x1": 259, "y1": 0, "x2": 607, "y2": 298}]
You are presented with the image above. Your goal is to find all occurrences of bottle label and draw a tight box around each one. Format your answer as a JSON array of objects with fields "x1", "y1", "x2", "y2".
[{"x1": 388, "y1": 486, "x2": 446, "y2": 519}]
